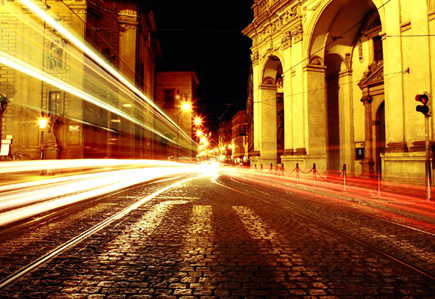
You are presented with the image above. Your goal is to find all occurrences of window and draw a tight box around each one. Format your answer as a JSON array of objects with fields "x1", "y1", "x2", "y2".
[
  {"x1": 373, "y1": 35, "x2": 383, "y2": 62},
  {"x1": 48, "y1": 91, "x2": 63, "y2": 116},
  {"x1": 48, "y1": 40, "x2": 66, "y2": 71},
  {"x1": 164, "y1": 89, "x2": 175, "y2": 109}
]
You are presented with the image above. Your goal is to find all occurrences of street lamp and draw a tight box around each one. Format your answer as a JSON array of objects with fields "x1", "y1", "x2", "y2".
[
  {"x1": 194, "y1": 116, "x2": 202, "y2": 127},
  {"x1": 39, "y1": 118, "x2": 47, "y2": 160},
  {"x1": 176, "y1": 94, "x2": 191, "y2": 158}
]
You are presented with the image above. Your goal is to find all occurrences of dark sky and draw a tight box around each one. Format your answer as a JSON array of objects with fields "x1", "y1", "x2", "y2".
[{"x1": 152, "y1": 1, "x2": 254, "y2": 129}]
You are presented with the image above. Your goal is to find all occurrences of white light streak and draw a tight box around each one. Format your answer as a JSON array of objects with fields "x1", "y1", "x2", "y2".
[
  {"x1": 0, "y1": 50, "x2": 175, "y2": 143},
  {"x1": 18, "y1": 0, "x2": 192, "y2": 143},
  {"x1": 0, "y1": 165, "x2": 200, "y2": 227}
]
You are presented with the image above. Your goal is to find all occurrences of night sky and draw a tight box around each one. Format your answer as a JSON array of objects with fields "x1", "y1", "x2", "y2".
[{"x1": 152, "y1": 1, "x2": 254, "y2": 129}]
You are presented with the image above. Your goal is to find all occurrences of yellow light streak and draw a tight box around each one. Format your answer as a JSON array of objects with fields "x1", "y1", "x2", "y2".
[
  {"x1": 0, "y1": 50, "x2": 176, "y2": 144},
  {"x1": 18, "y1": 0, "x2": 194, "y2": 144}
]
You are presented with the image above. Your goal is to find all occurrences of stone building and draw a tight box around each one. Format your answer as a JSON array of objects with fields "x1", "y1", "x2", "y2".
[
  {"x1": 218, "y1": 120, "x2": 232, "y2": 163},
  {"x1": 0, "y1": 0, "x2": 161, "y2": 160},
  {"x1": 155, "y1": 71, "x2": 199, "y2": 160},
  {"x1": 243, "y1": 0, "x2": 435, "y2": 180},
  {"x1": 231, "y1": 110, "x2": 248, "y2": 165}
]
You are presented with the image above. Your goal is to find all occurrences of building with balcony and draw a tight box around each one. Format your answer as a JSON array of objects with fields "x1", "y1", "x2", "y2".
[{"x1": 243, "y1": 0, "x2": 435, "y2": 181}]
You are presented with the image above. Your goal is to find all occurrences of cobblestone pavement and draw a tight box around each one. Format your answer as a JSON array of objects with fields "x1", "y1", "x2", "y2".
[{"x1": 1, "y1": 173, "x2": 435, "y2": 298}]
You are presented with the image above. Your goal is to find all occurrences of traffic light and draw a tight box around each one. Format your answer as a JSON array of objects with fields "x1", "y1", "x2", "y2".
[{"x1": 416, "y1": 93, "x2": 429, "y2": 115}]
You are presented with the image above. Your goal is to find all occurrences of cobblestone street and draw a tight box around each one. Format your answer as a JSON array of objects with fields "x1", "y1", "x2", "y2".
[{"x1": 1, "y1": 173, "x2": 435, "y2": 298}]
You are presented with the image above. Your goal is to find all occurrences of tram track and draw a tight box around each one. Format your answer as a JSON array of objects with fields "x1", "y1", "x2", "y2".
[
  {"x1": 0, "y1": 175, "x2": 198, "y2": 290},
  {"x1": 213, "y1": 174, "x2": 435, "y2": 282},
  {"x1": 0, "y1": 176, "x2": 181, "y2": 236},
  {"x1": 230, "y1": 173, "x2": 435, "y2": 235}
]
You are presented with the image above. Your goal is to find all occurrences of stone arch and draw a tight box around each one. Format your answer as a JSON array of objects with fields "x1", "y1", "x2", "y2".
[
  {"x1": 257, "y1": 55, "x2": 284, "y2": 165},
  {"x1": 309, "y1": 56, "x2": 324, "y2": 66},
  {"x1": 307, "y1": 0, "x2": 380, "y2": 63},
  {"x1": 262, "y1": 55, "x2": 283, "y2": 85},
  {"x1": 325, "y1": 54, "x2": 345, "y2": 172},
  {"x1": 305, "y1": 0, "x2": 384, "y2": 175}
]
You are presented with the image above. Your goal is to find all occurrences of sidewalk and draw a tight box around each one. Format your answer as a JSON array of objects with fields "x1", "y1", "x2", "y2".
[{"x1": 229, "y1": 165, "x2": 435, "y2": 206}]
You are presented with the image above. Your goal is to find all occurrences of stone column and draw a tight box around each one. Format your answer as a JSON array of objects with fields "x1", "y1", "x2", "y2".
[
  {"x1": 303, "y1": 64, "x2": 327, "y2": 159},
  {"x1": 259, "y1": 83, "x2": 277, "y2": 165},
  {"x1": 361, "y1": 96, "x2": 375, "y2": 175},
  {"x1": 118, "y1": 9, "x2": 138, "y2": 82}
]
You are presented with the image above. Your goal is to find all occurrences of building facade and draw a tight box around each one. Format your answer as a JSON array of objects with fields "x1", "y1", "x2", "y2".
[
  {"x1": 231, "y1": 110, "x2": 248, "y2": 165},
  {"x1": 155, "y1": 71, "x2": 199, "y2": 160},
  {"x1": 243, "y1": 0, "x2": 435, "y2": 180},
  {"x1": 218, "y1": 120, "x2": 232, "y2": 163},
  {"x1": 0, "y1": 0, "x2": 161, "y2": 160}
]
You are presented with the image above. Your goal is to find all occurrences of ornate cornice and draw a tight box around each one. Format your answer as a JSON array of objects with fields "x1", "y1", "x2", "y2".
[
  {"x1": 245, "y1": 3, "x2": 302, "y2": 47},
  {"x1": 118, "y1": 9, "x2": 138, "y2": 30}
]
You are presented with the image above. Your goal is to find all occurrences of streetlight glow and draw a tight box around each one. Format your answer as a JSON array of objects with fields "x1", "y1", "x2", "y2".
[
  {"x1": 181, "y1": 101, "x2": 191, "y2": 111},
  {"x1": 194, "y1": 116, "x2": 202, "y2": 126},
  {"x1": 39, "y1": 118, "x2": 47, "y2": 129}
]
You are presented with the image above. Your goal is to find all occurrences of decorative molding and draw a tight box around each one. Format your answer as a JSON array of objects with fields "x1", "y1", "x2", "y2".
[
  {"x1": 292, "y1": 23, "x2": 303, "y2": 43},
  {"x1": 304, "y1": 63, "x2": 326, "y2": 74},
  {"x1": 358, "y1": 39, "x2": 363, "y2": 61},
  {"x1": 282, "y1": 149, "x2": 295, "y2": 156},
  {"x1": 251, "y1": 51, "x2": 259, "y2": 66},
  {"x1": 360, "y1": 96, "x2": 372, "y2": 104},
  {"x1": 281, "y1": 31, "x2": 292, "y2": 49},
  {"x1": 358, "y1": 61, "x2": 384, "y2": 89},
  {"x1": 118, "y1": 10, "x2": 138, "y2": 30},
  {"x1": 294, "y1": 148, "x2": 307, "y2": 155},
  {"x1": 248, "y1": 3, "x2": 301, "y2": 46},
  {"x1": 387, "y1": 142, "x2": 409, "y2": 153}
]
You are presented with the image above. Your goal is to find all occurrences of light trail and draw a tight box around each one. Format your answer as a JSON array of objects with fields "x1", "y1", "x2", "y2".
[
  {"x1": 0, "y1": 0, "x2": 196, "y2": 154},
  {"x1": 0, "y1": 175, "x2": 198, "y2": 290},
  {"x1": 0, "y1": 158, "x2": 225, "y2": 227},
  {"x1": 0, "y1": 50, "x2": 175, "y2": 144},
  {"x1": 18, "y1": 0, "x2": 193, "y2": 143}
]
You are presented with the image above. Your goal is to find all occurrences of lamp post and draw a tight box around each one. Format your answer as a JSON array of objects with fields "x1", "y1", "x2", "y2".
[
  {"x1": 39, "y1": 118, "x2": 47, "y2": 160},
  {"x1": 176, "y1": 93, "x2": 191, "y2": 158}
]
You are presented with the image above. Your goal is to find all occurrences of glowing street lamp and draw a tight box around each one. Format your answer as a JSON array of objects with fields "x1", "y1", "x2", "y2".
[
  {"x1": 176, "y1": 94, "x2": 192, "y2": 157},
  {"x1": 39, "y1": 118, "x2": 48, "y2": 160},
  {"x1": 181, "y1": 101, "x2": 191, "y2": 112},
  {"x1": 194, "y1": 116, "x2": 202, "y2": 126}
]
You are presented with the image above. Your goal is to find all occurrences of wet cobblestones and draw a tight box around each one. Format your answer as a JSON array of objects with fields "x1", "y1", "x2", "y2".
[{"x1": 0, "y1": 174, "x2": 435, "y2": 298}]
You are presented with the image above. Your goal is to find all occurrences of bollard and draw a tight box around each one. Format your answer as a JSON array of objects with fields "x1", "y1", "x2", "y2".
[
  {"x1": 261, "y1": 164, "x2": 263, "y2": 174},
  {"x1": 377, "y1": 163, "x2": 381, "y2": 196},
  {"x1": 343, "y1": 164, "x2": 347, "y2": 191},
  {"x1": 296, "y1": 163, "x2": 299, "y2": 183},
  {"x1": 313, "y1": 163, "x2": 317, "y2": 185}
]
